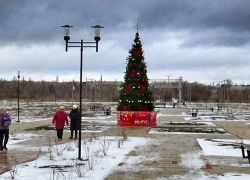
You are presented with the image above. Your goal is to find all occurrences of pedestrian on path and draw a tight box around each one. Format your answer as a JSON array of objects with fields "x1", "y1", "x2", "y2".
[
  {"x1": 0, "y1": 106, "x2": 10, "y2": 151},
  {"x1": 69, "y1": 105, "x2": 80, "y2": 139},
  {"x1": 52, "y1": 106, "x2": 69, "y2": 139}
]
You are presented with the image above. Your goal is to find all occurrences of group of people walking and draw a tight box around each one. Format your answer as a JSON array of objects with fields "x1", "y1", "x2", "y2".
[
  {"x1": 0, "y1": 104, "x2": 80, "y2": 151},
  {"x1": 52, "y1": 105, "x2": 80, "y2": 139}
]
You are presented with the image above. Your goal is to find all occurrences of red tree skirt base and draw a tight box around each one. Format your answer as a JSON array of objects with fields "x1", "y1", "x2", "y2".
[{"x1": 117, "y1": 111, "x2": 157, "y2": 126}]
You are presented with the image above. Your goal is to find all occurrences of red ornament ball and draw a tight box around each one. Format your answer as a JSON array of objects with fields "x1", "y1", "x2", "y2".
[
  {"x1": 138, "y1": 94, "x2": 141, "y2": 96},
  {"x1": 138, "y1": 65, "x2": 141, "y2": 68},
  {"x1": 142, "y1": 94, "x2": 144, "y2": 96},
  {"x1": 137, "y1": 79, "x2": 139, "y2": 81},
  {"x1": 149, "y1": 95, "x2": 151, "y2": 97},
  {"x1": 133, "y1": 78, "x2": 136, "y2": 81}
]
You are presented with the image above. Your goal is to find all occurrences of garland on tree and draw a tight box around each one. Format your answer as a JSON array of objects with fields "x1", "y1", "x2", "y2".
[{"x1": 117, "y1": 32, "x2": 155, "y2": 111}]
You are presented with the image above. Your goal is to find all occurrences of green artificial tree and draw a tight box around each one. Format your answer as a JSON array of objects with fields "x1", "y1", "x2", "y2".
[{"x1": 117, "y1": 32, "x2": 155, "y2": 111}]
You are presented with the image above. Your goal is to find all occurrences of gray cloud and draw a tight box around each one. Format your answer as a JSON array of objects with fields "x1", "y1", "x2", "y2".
[
  {"x1": 1, "y1": 0, "x2": 250, "y2": 45},
  {"x1": 1, "y1": 0, "x2": 250, "y2": 84}
]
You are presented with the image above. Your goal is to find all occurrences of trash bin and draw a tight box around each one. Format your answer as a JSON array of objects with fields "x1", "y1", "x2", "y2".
[{"x1": 192, "y1": 113, "x2": 197, "y2": 117}]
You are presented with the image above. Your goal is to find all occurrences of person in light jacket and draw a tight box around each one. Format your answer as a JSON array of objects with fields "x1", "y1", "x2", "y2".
[
  {"x1": 0, "y1": 106, "x2": 9, "y2": 151},
  {"x1": 69, "y1": 105, "x2": 80, "y2": 139},
  {"x1": 52, "y1": 106, "x2": 69, "y2": 139}
]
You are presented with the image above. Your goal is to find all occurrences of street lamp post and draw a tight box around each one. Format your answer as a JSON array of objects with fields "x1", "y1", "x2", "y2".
[
  {"x1": 61, "y1": 24, "x2": 104, "y2": 160},
  {"x1": 55, "y1": 89, "x2": 56, "y2": 105},
  {"x1": 206, "y1": 87, "x2": 207, "y2": 108},
  {"x1": 17, "y1": 71, "x2": 20, "y2": 123},
  {"x1": 113, "y1": 87, "x2": 114, "y2": 106}
]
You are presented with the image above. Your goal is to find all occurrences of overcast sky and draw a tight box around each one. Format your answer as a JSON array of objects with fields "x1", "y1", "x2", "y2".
[{"x1": 1, "y1": 0, "x2": 250, "y2": 85}]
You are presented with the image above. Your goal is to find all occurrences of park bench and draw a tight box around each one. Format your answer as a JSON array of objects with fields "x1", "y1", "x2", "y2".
[
  {"x1": 241, "y1": 143, "x2": 250, "y2": 163},
  {"x1": 89, "y1": 105, "x2": 111, "y2": 115},
  {"x1": 191, "y1": 107, "x2": 214, "y2": 117}
]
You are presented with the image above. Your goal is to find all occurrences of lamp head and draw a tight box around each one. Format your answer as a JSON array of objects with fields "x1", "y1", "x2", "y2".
[
  {"x1": 91, "y1": 25, "x2": 104, "y2": 36},
  {"x1": 60, "y1": 25, "x2": 73, "y2": 36}
]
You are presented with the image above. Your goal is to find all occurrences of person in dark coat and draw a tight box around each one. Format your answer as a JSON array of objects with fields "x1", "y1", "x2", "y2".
[
  {"x1": 69, "y1": 105, "x2": 80, "y2": 139},
  {"x1": 0, "y1": 106, "x2": 10, "y2": 151},
  {"x1": 52, "y1": 106, "x2": 69, "y2": 139}
]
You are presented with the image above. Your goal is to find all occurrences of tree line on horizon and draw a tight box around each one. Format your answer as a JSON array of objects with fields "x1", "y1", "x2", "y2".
[{"x1": 0, "y1": 78, "x2": 248, "y2": 103}]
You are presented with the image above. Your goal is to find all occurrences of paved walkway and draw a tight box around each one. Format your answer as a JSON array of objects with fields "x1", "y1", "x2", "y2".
[{"x1": 1, "y1": 108, "x2": 250, "y2": 179}]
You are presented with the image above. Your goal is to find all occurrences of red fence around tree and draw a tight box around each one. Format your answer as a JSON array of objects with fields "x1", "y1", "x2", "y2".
[{"x1": 117, "y1": 111, "x2": 157, "y2": 126}]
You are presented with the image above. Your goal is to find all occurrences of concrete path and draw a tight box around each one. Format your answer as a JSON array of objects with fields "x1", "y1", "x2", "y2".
[{"x1": 1, "y1": 108, "x2": 250, "y2": 179}]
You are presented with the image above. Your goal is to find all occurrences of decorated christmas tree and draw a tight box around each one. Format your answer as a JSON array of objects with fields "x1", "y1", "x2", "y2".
[{"x1": 117, "y1": 26, "x2": 155, "y2": 112}]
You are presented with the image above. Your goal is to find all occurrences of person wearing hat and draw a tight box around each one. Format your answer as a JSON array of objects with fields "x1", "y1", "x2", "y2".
[
  {"x1": 52, "y1": 106, "x2": 69, "y2": 139},
  {"x1": 0, "y1": 106, "x2": 10, "y2": 151},
  {"x1": 69, "y1": 105, "x2": 80, "y2": 139}
]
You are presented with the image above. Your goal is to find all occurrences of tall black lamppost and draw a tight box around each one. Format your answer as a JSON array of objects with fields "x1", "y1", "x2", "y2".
[
  {"x1": 55, "y1": 89, "x2": 56, "y2": 105},
  {"x1": 206, "y1": 87, "x2": 207, "y2": 108},
  {"x1": 61, "y1": 24, "x2": 104, "y2": 160},
  {"x1": 113, "y1": 87, "x2": 114, "y2": 106},
  {"x1": 17, "y1": 71, "x2": 20, "y2": 123}
]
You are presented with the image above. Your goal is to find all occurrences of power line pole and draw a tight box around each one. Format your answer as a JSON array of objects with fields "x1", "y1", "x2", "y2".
[{"x1": 165, "y1": 74, "x2": 172, "y2": 86}]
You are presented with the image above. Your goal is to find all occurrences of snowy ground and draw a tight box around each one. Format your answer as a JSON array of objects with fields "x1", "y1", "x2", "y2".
[
  {"x1": 8, "y1": 133, "x2": 42, "y2": 146},
  {"x1": 158, "y1": 103, "x2": 250, "y2": 123},
  {"x1": 2, "y1": 102, "x2": 250, "y2": 179},
  {"x1": 1, "y1": 136, "x2": 148, "y2": 180},
  {"x1": 196, "y1": 139, "x2": 248, "y2": 157},
  {"x1": 156, "y1": 121, "x2": 216, "y2": 126},
  {"x1": 3, "y1": 134, "x2": 250, "y2": 180},
  {"x1": 26, "y1": 125, "x2": 112, "y2": 133},
  {"x1": 148, "y1": 127, "x2": 230, "y2": 135},
  {"x1": 0, "y1": 101, "x2": 116, "y2": 123}
]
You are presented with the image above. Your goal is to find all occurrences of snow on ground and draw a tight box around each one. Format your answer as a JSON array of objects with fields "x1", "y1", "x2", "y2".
[
  {"x1": 166, "y1": 150, "x2": 250, "y2": 180},
  {"x1": 82, "y1": 118, "x2": 117, "y2": 125},
  {"x1": 156, "y1": 121, "x2": 216, "y2": 126},
  {"x1": 184, "y1": 116, "x2": 249, "y2": 122},
  {"x1": 180, "y1": 151, "x2": 205, "y2": 170},
  {"x1": 8, "y1": 133, "x2": 42, "y2": 145},
  {"x1": 196, "y1": 139, "x2": 250, "y2": 157},
  {"x1": 158, "y1": 171, "x2": 250, "y2": 180},
  {"x1": 158, "y1": 114, "x2": 189, "y2": 117},
  {"x1": 148, "y1": 128, "x2": 229, "y2": 135},
  {"x1": 1, "y1": 101, "x2": 115, "y2": 124},
  {"x1": 0, "y1": 137, "x2": 148, "y2": 180},
  {"x1": 82, "y1": 116, "x2": 112, "y2": 120}
]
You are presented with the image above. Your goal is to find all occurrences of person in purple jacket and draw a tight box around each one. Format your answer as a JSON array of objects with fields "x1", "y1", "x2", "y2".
[
  {"x1": 52, "y1": 106, "x2": 69, "y2": 139},
  {"x1": 0, "y1": 106, "x2": 9, "y2": 151}
]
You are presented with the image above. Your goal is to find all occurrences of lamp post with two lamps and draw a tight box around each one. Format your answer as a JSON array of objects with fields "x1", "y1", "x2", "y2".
[{"x1": 61, "y1": 24, "x2": 104, "y2": 160}]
